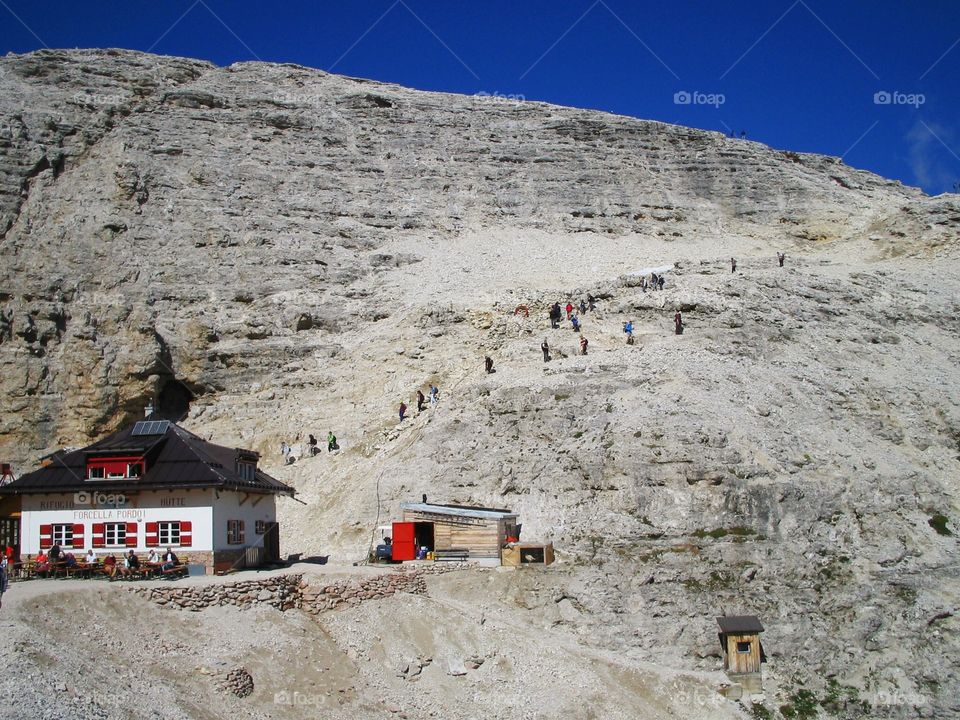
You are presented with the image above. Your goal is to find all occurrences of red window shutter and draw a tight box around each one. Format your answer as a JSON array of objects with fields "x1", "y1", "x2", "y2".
[
  {"x1": 92, "y1": 523, "x2": 105, "y2": 548},
  {"x1": 125, "y1": 522, "x2": 138, "y2": 547},
  {"x1": 39, "y1": 524, "x2": 53, "y2": 549},
  {"x1": 145, "y1": 522, "x2": 159, "y2": 547},
  {"x1": 179, "y1": 521, "x2": 192, "y2": 547},
  {"x1": 72, "y1": 523, "x2": 85, "y2": 549}
]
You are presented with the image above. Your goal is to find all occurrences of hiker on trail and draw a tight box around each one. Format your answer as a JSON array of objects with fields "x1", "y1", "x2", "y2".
[
  {"x1": 580, "y1": 336, "x2": 589, "y2": 355},
  {"x1": 571, "y1": 314, "x2": 581, "y2": 332},
  {"x1": 674, "y1": 311, "x2": 684, "y2": 335},
  {"x1": 565, "y1": 302, "x2": 574, "y2": 320},
  {"x1": 579, "y1": 299, "x2": 587, "y2": 315},
  {"x1": 417, "y1": 389, "x2": 426, "y2": 412},
  {"x1": 658, "y1": 275, "x2": 665, "y2": 291},
  {"x1": 327, "y1": 431, "x2": 337, "y2": 452},
  {"x1": 541, "y1": 338, "x2": 550, "y2": 362},
  {"x1": 281, "y1": 442, "x2": 290, "y2": 459},
  {"x1": 651, "y1": 273, "x2": 659, "y2": 291},
  {"x1": 399, "y1": 402, "x2": 407, "y2": 421},
  {"x1": 731, "y1": 257, "x2": 737, "y2": 273},
  {"x1": 623, "y1": 321, "x2": 634, "y2": 344},
  {"x1": 308, "y1": 434, "x2": 318, "y2": 456},
  {"x1": 430, "y1": 385, "x2": 439, "y2": 407},
  {"x1": 777, "y1": 252, "x2": 785, "y2": 267},
  {"x1": 550, "y1": 303, "x2": 562, "y2": 329},
  {"x1": 485, "y1": 356, "x2": 495, "y2": 374},
  {"x1": 587, "y1": 294, "x2": 596, "y2": 311}
]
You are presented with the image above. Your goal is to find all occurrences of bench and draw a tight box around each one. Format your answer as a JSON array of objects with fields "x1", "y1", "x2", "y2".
[
  {"x1": 161, "y1": 563, "x2": 188, "y2": 579},
  {"x1": 433, "y1": 549, "x2": 470, "y2": 562}
]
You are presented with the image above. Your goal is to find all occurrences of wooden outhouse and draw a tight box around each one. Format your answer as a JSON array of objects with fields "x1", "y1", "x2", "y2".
[
  {"x1": 717, "y1": 615, "x2": 766, "y2": 693},
  {"x1": 395, "y1": 502, "x2": 517, "y2": 563}
]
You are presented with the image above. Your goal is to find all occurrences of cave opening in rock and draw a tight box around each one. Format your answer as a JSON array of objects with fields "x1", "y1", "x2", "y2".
[{"x1": 154, "y1": 378, "x2": 193, "y2": 421}]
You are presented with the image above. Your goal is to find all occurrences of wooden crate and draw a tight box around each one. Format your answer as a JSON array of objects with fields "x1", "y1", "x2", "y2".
[{"x1": 502, "y1": 543, "x2": 554, "y2": 567}]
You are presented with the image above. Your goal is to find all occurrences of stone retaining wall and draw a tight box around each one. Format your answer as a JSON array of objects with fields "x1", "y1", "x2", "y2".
[
  {"x1": 129, "y1": 563, "x2": 471, "y2": 614},
  {"x1": 130, "y1": 574, "x2": 302, "y2": 611}
]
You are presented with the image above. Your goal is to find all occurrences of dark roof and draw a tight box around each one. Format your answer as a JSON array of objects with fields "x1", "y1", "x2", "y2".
[
  {"x1": 0, "y1": 418, "x2": 294, "y2": 497},
  {"x1": 717, "y1": 615, "x2": 764, "y2": 634}
]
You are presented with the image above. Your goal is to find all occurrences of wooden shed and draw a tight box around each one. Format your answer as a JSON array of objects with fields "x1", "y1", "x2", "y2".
[
  {"x1": 396, "y1": 502, "x2": 517, "y2": 563},
  {"x1": 717, "y1": 615, "x2": 766, "y2": 692}
]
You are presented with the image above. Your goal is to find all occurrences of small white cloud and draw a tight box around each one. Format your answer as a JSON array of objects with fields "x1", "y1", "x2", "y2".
[{"x1": 906, "y1": 120, "x2": 958, "y2": 193}]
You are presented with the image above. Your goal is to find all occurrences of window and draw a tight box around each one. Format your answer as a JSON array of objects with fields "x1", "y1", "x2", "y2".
[
  {"x1": 87, "y1": 466, "x2": 105, "y2": 480},
  {"x1": 227, "y1": 520, "x2": 245, "y2": 545},
  {"x1": 104, "y1": 523, "x2": 126, "y2": 547},
  {"x1": 52, "y1": 524, "x2": 74, "y2": 547},
  {"x1": 158, "y1": 522, "x2": 181, "y2": 546},
  {"x1": 238, "y1": 462, "x2": 256, "y2": 482},
  {"x1": 736, "y1": 641, "x2": 752, "y2": 654},
  {"x1": 255, "y1": 520, "x2": 267, "y2": 535},
  {"x1": 127, "y1": 463, "x2": 143, "y2": 478}
]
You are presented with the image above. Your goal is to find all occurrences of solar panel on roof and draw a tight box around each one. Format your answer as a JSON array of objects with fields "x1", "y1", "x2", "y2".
[{"x1": 131, "y1": 420, "x2": 171, "y2": 436}]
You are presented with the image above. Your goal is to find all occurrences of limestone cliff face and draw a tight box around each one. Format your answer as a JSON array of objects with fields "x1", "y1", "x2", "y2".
[{"x1": 1, "y1": 49, "x2": 958, "y2": 715}]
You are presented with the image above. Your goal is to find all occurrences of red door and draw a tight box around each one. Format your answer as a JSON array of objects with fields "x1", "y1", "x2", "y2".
[{"x1": 392, "y1": 522, "x2": 416, "y2": 561}]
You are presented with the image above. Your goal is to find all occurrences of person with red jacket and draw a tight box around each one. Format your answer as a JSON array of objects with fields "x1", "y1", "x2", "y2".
[{"x1": 565, "y1": 302, "x2": 574, "y2": 320}]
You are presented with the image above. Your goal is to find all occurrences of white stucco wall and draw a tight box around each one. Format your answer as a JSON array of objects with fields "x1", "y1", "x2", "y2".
[
  {"x1": 19, "y1": 489, "x2": 214, "y2": 555},
  {"x1": 211, "y1": 491, "x2": 278, "y2": 552}
]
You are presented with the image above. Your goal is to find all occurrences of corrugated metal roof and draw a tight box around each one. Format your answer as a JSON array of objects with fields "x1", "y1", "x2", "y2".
[
  {"x1": 716, "y1": 615, "x2": 764, "y2": 634},
  {"x1": 400, "y1": 502, "x2": 516, "y2": 519},
  {"x1": 0, "y1": 418, "x2": 293, "y2": 497}
]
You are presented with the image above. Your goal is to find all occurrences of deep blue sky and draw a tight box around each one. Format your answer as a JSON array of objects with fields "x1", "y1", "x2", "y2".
[{"x1": 2, "y1": 1, "x2": 958, "y2": 195}]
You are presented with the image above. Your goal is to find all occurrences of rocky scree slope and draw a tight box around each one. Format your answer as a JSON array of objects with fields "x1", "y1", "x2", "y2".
[{"x1": 0, "y1": 48, "x2": 958, "y2": 718}]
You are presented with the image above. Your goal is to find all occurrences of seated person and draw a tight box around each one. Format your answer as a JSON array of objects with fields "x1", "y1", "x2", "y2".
[
  {"x1": 104, "y1": 554, "x2": 118, "y2": 579},
  {"x1": 121, "y1": 550, "x2": 140, "y2": 577},
  {"x1": 63, "y1": 552, "x2": 77, "y2": 568},
  {"x1": 161, "y1": 548, "x2": 180, "y2": 571},
  {"x1": 147, "y1": 549, "x2": 160, "y2": 565},
  {"x1": 34, "y1": 550, "x2": 49, "y2": 576},
  {"x1": 84, "y1": 549, "x2": 96, "y2": 565}
]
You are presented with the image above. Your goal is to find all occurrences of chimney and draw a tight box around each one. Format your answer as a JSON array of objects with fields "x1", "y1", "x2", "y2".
[{"x1": 145, "y1": 402, "x2": 154, "y2": 418}]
